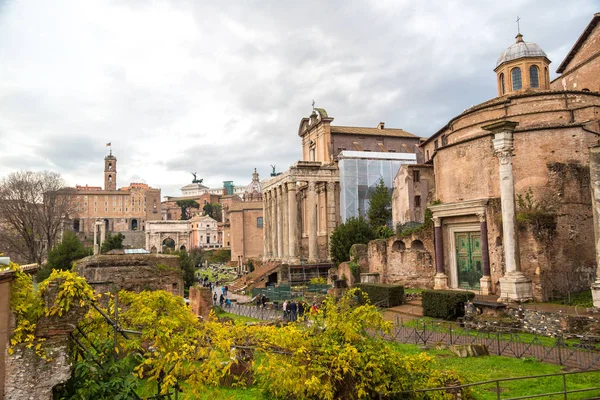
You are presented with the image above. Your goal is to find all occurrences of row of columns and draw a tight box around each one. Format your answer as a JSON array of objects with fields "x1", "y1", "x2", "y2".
[{"x1": 263, "y1": 180, "x2": 337, "y2": 264}]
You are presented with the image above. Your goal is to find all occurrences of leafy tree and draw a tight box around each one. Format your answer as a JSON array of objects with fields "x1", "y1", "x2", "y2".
[
  {"x1": 101, "y1": 232, "x2": 124, "y2": 253},
  {"x1": 367, "y1": 177, "x2": 392, "y2": 231},
  {"x1": 329, "y1": 217, "x2": 375, "y2": 266},
  {"x1": 176, "y1": 199, "x2": 199, "y2": 220},
  {"x1": 203, "y1": 202, "x2": 222, "y2": 221},
  {"x1": 0, "y1": 170, "x2": 75, "y2": 265},
  {"x1": 37, "y1": 231, "x2": 89, "y2": 282},
  {"x1": 175, "y1": 248, "x2": 202, "y2": 291}
]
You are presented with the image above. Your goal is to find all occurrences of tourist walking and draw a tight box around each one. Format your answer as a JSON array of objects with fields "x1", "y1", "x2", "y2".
[
  {"x1": 261, "y1": 294, "x2": 267, "y2": 309},
  {"x1": 213, "y1": 292, "x2": 217, "y2": 305},
  {"x1": 298, "y1": 301, "x2": 304, "y2": 320},
  {"x1": 282, "y1": 300, "x2": 288, "y2": 321},
  {"x1": 219, "y1": 293, "x2": 224, "y2": 307}
]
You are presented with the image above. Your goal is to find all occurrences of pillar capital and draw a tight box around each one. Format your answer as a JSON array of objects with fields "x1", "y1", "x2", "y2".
[
  {"x1": 326, "y1": 181, "x2": 336, "y2": 191},
  {"x1": 308, "y1": 181, "x2": 317, "y2": 191},
  {"x1": 432, "y1": 216, "x2": 442, "y2": 227},
  {"x1": 286, "y1": 181, "x2": 297, "y2": 191},
  {"x1": 476, "y1": 212, "x2": 486, "y2": 223},
  {"x1": 482, "y1": 120, "x2": 519, "y2": 134}
]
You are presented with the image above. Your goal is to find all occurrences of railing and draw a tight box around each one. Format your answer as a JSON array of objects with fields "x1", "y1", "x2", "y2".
[
  {"x1": 403, "y1": 370, "x2": 600, "y2": 400},
  {"x1": 227, "y1": 304, "x2": 600, "y2": 370}
]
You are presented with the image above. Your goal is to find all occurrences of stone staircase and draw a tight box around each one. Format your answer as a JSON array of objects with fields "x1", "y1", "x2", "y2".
[
  {"x1": 228, "y1": 261, "x2": 282, "y2": 294},
  {"x1": 384, "y1": 299, "x2": 423, "y2": 322}
]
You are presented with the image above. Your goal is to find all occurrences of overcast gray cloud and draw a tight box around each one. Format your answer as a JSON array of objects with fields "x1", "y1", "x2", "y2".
[{"x1": 0, "y1": 0, "x2": 597, "y2": 196}]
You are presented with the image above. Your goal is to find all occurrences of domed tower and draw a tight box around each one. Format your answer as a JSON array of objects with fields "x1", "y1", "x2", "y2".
[
  {"x1": 104, "y1": 152, "x2": 117, "y2": 191},
  {"x1": 244, "y1": 169, "x2": 262, "y2": 201},
  {"x1": 495, "y1": 33, "x2": 551, "y2": 96}
]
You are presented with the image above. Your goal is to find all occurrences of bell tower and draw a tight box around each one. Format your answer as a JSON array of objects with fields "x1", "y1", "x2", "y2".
[{"x1": 104, "y1": 151, "x2": 117, "y2": 191}]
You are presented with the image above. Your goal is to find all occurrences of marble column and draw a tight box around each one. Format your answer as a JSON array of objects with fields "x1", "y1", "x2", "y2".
[
  {"x1": 589, "y1": 145, "x2": 600, "y2": 308},
  {"x1": 487, "y1": 120, "x2": 532, "y2": 302},
  {"x1": 282, "y1": 184, "x2": 289, "y2": 261},
  {"x1": 478, "y1": 212, "x2": 493, "y2": 295},
  {"x1": 307, "y1": 181, "x2": 318, "y2": 263},
  {"x1": 326, "y1": 182, "x2": 337, "y2": 261},
  {"x1": 287, "y1": 182, "x2": 299, "y2": 263},
  {"x1": 276, "y1": 186, "x2": 283, "y2": 259},
  {"x1": 433, "y1": 216, "x2": 448, "y2": 289},
  {"x1": 263, "y1": 191, "x2": 270, "y2": 260},
  {"x1": 270, "y1": 189, "x2": 278, "y2": 259}
]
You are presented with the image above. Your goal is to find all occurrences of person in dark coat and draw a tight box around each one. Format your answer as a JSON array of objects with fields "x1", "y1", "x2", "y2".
[
  {"x1": 297, "y1": 301, "x2": 305, "y2": 319},
  {"x1": 261, "y1": 294, "x2": 267, "y2": 309},
  {"x1": 213, "y1": 292, "x2": 217, "y2": 305},
  {"x1": 289, "y1": 300, "x2": 298, "y2": 322},
  {"x1": 219, "y1": 293, "x2": 224, "y2": 307}
]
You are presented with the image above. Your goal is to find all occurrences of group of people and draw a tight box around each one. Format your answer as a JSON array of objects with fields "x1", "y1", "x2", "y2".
[
  {"x1": 281, "y1": 300, "x2": 319, "y2": 322},
  {"x1": 255, "y1": 294, "x2": 268, "y2": 308},
  {"x1": 213, "y1": 286, "x2": 231, "y2": 308}
]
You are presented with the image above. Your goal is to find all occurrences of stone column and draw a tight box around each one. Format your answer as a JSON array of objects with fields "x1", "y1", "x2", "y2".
[
  {"x1": 326, "y1": 182, "x2": 337, "y2": 260},
  {"x1": 433, "y1": 216, "x2": 448, "y2": 289},
  {"x1": 589, "y1": 145, "x2": 600, "y2": 308},
  {"x1": 270, "y1": 189, "x2": 277, "y2": 259},
  {"x1": 276, "y1": 186, "x2": 283, "y2": 259},
  {"x1": 307, "y1": 181, "x2": 318, "y2": 263},
  {"x1": 263, "y1": 191, "x2": 270, "y2": 260},
  {"x1": 282, "y1": 184, "x2": 289, "y2": 261},
  {"x1": 93, "y1": 220, "x2": 100, "y2": 255},
  {"x1": 287, "y1": 182, "x2": 299, "y2": 264},
  {"x1": 486, "y1": 120, "x2": 532, "y2": 302},
  {"x1": 478, "y1": 212, "x2": 493, "y2": 295}
]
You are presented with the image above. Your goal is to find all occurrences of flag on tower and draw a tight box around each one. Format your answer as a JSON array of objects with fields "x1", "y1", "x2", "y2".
[{"x1": 106, "y1": 142, "x2": 111, "y2": 147}]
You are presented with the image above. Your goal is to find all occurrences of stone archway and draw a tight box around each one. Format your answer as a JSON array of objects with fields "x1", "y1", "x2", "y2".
[
  {"x1": 179, "y1": 245, "x2": 187, "y2": 252},
  {"x1": 162, "y1": 237, "x2": 175, "y2": 252},
  {"x1": 131, "y1": 218, "x2": 138, "y2": 231},
  {"x1": 150, "y1": 246, "x2": 157, "y2": 254}
]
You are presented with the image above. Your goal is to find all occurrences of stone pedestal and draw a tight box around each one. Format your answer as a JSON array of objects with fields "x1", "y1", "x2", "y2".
[
  {"x1": 592, "y1": 281, "x2": 600, "y2": 308},
  {"x1": 434, "y1": 273, "x2": 448, "y2": 290},
  {"x1": 498, "y1": 272, "x2": 533, "y2": 303},
  {"x1": 479, "y1": 276, "x2": 493, "y2": 295}
]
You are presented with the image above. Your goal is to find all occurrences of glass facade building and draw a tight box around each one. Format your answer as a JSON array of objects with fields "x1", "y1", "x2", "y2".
[{"x1": 338, "y1": 151, "x2": 416, "y2": 222}]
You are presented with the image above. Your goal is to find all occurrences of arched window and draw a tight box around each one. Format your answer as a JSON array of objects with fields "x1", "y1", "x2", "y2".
[
  {"x1": 511, "y1": 67, "x2": 522, "y2": 90},
  {"x1": 529, "y1": 65, "x2": 539, "y2": 88},
  {"x1": 392, "y1": 240, "x2": 406, "y2": 252},
  {"x1": 108, "y1": 162, "x2": 112, "y2": 171},
  {"x1": 410, "y1": 240, "x2": 424, "y2": 250},
  {"x1": 108, "y1": 175, "x2": 112, "y2": 182},
  {"x1": 499, "y1": 73, "x2": 505, "y2": 94}
]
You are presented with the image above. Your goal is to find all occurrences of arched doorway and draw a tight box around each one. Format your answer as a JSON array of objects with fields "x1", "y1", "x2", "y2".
[
  {"x1": 150, "y1": 246, "x2": 157, "y2": 254},
  {"x1": 104, "y1": 219, "x2": 109, "y2": 231},
  {"x1": 73, "y1": 219, "x2": 80, "y2": 232},
  {"x1": 179, "y1": 245, "x2": 187, "y2": 252},
  {"x1": 162, "y1": 238, "x2": 175, "y2": 253},
  {"x1": 131, "y1": 219, "x2": 138, "y2": 231}
]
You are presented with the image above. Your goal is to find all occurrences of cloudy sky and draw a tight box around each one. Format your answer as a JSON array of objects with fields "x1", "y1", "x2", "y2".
[{"x1": 0, "y1": 0, "x2": 597, "y2": 197}]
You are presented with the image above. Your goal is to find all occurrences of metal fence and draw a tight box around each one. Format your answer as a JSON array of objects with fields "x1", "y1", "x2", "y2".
[
  {"x1": 251, "y1": 284, "x2": 330, "y2": 302},
  {"x1": 227, "y1": 304, "x2": 600, "y2": 370},
  {"x1": 403, "y1": 370, "x2": 600, "y2": 400}
]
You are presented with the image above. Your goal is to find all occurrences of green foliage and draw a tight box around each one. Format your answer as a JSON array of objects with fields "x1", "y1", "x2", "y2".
[
  {"x1": 175, "y1": 248, "x2": 201, "y2": 290},
  {"x1": 37, "y1": 231, "x2": 89, "y2": 282},
  {"x1": 422, "y1": 289, "x2": 475, "y2": 320},
  {"x1": 176, "y1": 199, "x2": 200, "y2": 220},
  {"x1": 329, "y1": 217, "x2": 376, "y2": 266},
  {"x1": 348, "y1": 258, "x2": 361, "y2": 281},
  {"x1": 101, "y1": 233, "x2": 124, "y2": 253},
  {"x1": 367, "y1": 178, "x2": 392, "y2": 229},
  {"x1": 204, "y1": 248, "x2": 231, "y2": 263},
  {"x1": 374, "y1": 225, "x2": 394, "y2": 239},
  {"x1": 309, "y1": 276, "x2": 327, "y2": 285},
  {"x1": 354, "y1": 283, "x2": 405, "y2": 307},
  {"x1": 54, "y1": 339, "x2": 141, "y2": 400},
  {"x1": 247, "y1": 259, "x2": 255, "y2": 273},
  {"x1": 203, "y1": 203, "x2": 222, "y2": 221}
]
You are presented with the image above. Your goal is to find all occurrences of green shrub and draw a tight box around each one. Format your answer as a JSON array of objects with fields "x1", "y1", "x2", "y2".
[
  {"x1": 422, "y1": 289, "x2": 475, "y2": 320},
  {"x1": 354, "y1": 283, "x2": 404, "y2": 307}
]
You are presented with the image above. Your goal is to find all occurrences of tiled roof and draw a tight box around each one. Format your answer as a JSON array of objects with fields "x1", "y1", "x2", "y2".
[
  {"x1": 330, "y1": 126, "x2": 419, "y2": 138},
  {"x1": 556, "y1": 13, "x2": 600, "y2": 73}
]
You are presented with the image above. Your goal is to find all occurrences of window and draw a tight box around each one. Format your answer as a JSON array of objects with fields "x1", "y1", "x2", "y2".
[
  {"x1": 529, "y1": 65, "x2": 539, "y2": 88},
  {"x1": 257, "y1": 217, "x2": 264, "y2": 228},
  {"x1": 426, "y1": 150, "x2": 430, "y2": 160},
  {"x1": 434, "y1": 140, "x2": 439, "y2": 149},
  {"x1": 441, "y1": 135, "x2": 448, "y2": 146},
  {"x1": 511, "y1": 67, "x2": 522, "y2": 90},
  {"x1": 414, "y1": 195, "x2": 421, "y2": 207},
  {"x1": 413, "y1": 170, "x2": 420, "y2": 182},
  {"x1": 310, "y1": 148, "x2": 316, "y2": 161},
  {"x1": 500, "y1": 73, "x2": 505, "y2": 94}
]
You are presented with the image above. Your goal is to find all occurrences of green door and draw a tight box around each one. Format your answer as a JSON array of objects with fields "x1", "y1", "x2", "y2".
[{"x1": 455, "y1": 232, "x2": 483, "y2": 290}]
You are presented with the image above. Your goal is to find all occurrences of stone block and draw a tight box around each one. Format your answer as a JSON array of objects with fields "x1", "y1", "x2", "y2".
[{"x1": 449, "y1": 344, "x2": 489, "y2": 358}]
